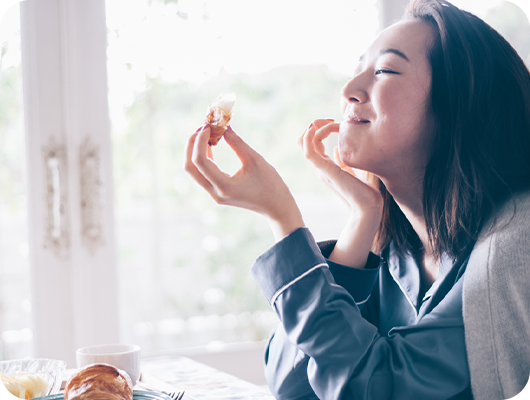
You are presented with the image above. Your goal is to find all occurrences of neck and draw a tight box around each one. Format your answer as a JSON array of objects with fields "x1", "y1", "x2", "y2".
[
  {"x1": 382, "y1": 175, "x2": 428, "y2": 246},
  {"x1": 381, "y1": 175, "x2": 439, "y2": 285}
]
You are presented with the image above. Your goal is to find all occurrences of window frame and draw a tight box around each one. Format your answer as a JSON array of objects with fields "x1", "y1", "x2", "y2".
[{"x1": 20, "y1": 0, "x2": 119, "y2": 366}]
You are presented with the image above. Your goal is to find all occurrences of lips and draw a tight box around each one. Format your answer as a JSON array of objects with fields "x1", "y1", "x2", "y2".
[{"x1": 345, "y1": 113, "x2": 370, "y2": 124}]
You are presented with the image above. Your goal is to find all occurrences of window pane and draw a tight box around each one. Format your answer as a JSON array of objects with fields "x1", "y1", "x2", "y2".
[
  {"x1": 0, "y1": 3, "x2": 32, "y2": 360},
  {"x1": 106, "y1": 0, "x2": 378, "y2": 354}
]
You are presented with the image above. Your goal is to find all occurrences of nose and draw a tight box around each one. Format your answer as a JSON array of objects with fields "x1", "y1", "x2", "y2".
[{"x1": 341, "y1": 76, "x2": 368, "y2": 104}]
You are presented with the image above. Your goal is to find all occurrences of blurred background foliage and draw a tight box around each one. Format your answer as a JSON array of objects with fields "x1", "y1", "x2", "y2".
[
  {"x1": 0, "y1": 65, "x2": 24, "y2": 209},
  {"x1": 0, "y1": 60, "x2": 30, "y2": 360},
  {"x1": 108, "y1": 0, "x2": 530, "y2": 353},
  {"x1": 113, "y1": 64, "x2": 349, "y2": 350}
]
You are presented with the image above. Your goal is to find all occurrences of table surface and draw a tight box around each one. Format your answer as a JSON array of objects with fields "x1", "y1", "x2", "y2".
[{"x1": 140, "y1": 356, "x2": 275, "y2": 400}]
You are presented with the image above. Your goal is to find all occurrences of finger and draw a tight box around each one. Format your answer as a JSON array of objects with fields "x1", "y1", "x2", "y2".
[
  {"x1": 207, "y1": 143, "x2": 213, "y2": 160},
  {"x1": 311, "y1": 122, "x2": 339, "y2": 159},
  {"x1": 192, "y1": 125, "x2": 230, "y2": 185},
  {"x1": 297, "y1": 122, "x2": 314, "y2": 148},
  {"x1": 298, "y1": 119, "x2": 334, "y2": 144},
  {"x1": 184, "y1": 130, "x2": 216, "y2": 192},
  {"x1": 184, "y1": 128, "x2": 204, "y2": 171},
  {"x1": 333, "y1": 147, "x2": 346, "y2": 168},
  {"x1": 366, "y1": 172, "x2": 381, "y2": 190},
  {"x1": 314, "y1": 122, "x2": 340, "y2": 143},
  {"x1": 334, "y1": 147, "x2": 357, "y2": 176},
  {"x1": 312, "y1": 118, "x2": 335, "y2": 130},
  {"x1": 223, "y1": 126, "x2": 257, "y2": 164},
  {"x1": 302, "y1": 123, "x2": 318, "y2": 159},
  {"x1": 333, "y1": 147, "x2": 376, "y2": 182},
  {"x1": 302, "y1": 124, "x2": 334, "y2": 172},
  {"x1": 304, "y1": 123, "x2": 332, "y2": 161}
]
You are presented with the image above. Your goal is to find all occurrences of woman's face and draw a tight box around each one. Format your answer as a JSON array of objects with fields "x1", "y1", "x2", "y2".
[{"x1": 339, "y1": 19, "x2": 435, "y2": 184}]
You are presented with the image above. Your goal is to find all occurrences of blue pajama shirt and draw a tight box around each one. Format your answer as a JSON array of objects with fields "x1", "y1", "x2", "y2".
[{"x1": 251, "y1": 227, "x2": 473, "y2": 400}]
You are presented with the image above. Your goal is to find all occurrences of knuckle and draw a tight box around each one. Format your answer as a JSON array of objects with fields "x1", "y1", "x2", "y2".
[
  {"x1": 184, "y1": 160, "x2": 194, "y2": 173},
  {"x1": 211, "y1": 194, "x2": 223, "y2": 204},
  {"x1": 216, "y1": 197, "x2": 228, "y2": 206},
  {"x1": 184, "y1": 156, "x2": 195, "y2": 167},
  {"x1": 212, "y1": 191, "x2": 228, "y2": 206},
  {"x1": 191, "y1": 154, "x2": 205, "y2": 168}
]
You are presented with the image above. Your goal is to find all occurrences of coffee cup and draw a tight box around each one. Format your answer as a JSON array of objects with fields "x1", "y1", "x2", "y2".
[{"x1": 76, "y1": 344, "x2": 141, "y2": 385}]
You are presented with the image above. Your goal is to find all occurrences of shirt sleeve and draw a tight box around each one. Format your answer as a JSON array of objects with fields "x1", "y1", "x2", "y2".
[
  {"x1": 251, "y1": 228, "x2": 380, "y2": 306},
  {"x1": 326, "y1": 254, "x2": 381, "y2": 306},
  {"x1": 251, "y1": 227, "x2": 471, "y2": 400}
]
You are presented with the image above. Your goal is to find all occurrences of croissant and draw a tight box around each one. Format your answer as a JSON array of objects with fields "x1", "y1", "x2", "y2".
[
  {"x1": 204, "y1": 93, "x2": 236, "y2": 146},
  {"x1": 64, "y1": 363, "x2": 133, "y2": 400}
]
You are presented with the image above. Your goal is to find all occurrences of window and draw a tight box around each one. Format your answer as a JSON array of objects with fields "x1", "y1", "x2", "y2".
[
  {"x1": 105, "y1": 0, "x2": 379, "y2": 354},
  {"x1": 106, "y1": 0, "x2": 530, "y2": 360},
  {"x1": 3, "y1": 0, "x2": 527, "y2": 364},
  {"x1": 0, "y1": 3, "x2": 31, "y2": 360}
]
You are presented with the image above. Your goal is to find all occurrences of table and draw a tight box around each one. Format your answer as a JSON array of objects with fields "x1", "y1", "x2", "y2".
[{"x1": 139, "y1": 356, "x2": 275, "y2": 400}]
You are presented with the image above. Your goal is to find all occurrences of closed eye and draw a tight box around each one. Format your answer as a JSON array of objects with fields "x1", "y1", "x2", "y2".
[{"x1": 375, "y1": 69, "x2": 399, "y2": 75}]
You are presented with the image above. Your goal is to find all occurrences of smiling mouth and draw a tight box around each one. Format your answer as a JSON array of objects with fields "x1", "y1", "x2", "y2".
[{"x1": 346, "y1": 115, "x2": 370, "y2": 124}]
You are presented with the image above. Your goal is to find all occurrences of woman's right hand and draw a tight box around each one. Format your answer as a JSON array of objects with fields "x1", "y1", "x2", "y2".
[
  {"x1": 185, "y1": 125, "x2": 305, "y2": 241},
  {"x1": 298, "y1": 119, "x2": 383, "y2": 268}
]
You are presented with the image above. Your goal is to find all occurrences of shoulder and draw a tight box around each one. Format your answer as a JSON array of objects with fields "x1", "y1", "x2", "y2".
[
  {"x1": 483, "y1": 190, "x2": 530, "y2": 238},
  {"x1": 466, "y1": 190, "x2": 530, "y2": 276},
  {"x1": 465, "y1": 189, "x2": 530, "y2": 298},
  {"x1": 463, "y1": 189, "x2": 530, "y2": 399},
  {"x1": 475, "y1": 190, "x2": 530, "y2": 259}
]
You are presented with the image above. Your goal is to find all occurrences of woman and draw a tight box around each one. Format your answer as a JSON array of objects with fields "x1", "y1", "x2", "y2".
[{"x1": 185, "y1": 0, "x2": 530, "y2": 398}]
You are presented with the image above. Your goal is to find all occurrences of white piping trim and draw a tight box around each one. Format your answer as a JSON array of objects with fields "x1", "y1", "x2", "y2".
[
  {"x1": 270, "y1": 263, "x2": 328, "y2": 305},
  {"x1": 355, "y1": 294, "x2": 371, "y2": 306}
]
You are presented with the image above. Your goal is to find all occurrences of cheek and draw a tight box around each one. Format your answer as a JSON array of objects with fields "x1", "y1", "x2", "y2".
[{"x1": 377, "y1": 91, "x2": 428, "y2": 138}]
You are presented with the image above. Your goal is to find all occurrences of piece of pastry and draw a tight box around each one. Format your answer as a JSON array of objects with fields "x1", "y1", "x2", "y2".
[
  {"x1": 64, "y1": 363, "x2": 133, "y2": 400},
  {"x1": 0, "y1": 372, "x2": 50, "y2": 399},
  {"x1": 204, "y1": 93, "x2": 236, "y2": 146}
]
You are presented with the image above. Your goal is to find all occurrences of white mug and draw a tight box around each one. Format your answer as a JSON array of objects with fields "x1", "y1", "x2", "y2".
[{"x1": 76, "y1": 344, "x2": 141, "y2": 385}]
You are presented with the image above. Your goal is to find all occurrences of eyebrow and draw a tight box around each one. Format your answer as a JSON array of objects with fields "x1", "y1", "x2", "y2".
[{"x1": 359, "y1": 48, "x2": 410, "y2": 62}]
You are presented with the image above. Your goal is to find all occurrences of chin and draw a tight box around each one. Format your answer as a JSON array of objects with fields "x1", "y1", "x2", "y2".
[{"x1": 337, "y1": 136, "x2": 357, "y2": 168}]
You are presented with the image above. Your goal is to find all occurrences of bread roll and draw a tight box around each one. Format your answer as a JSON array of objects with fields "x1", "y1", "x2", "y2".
[
  {"x1": 64, "y1": 363, "x2": 133, "y2": 400},
  {"x1": 204, "y1": 93, "x2": 236, "y2": 146}
]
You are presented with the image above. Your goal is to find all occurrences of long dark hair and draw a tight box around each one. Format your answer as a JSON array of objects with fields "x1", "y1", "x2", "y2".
[{"x1": 374, "y1": 0, "x2": 530, "y2": 259}]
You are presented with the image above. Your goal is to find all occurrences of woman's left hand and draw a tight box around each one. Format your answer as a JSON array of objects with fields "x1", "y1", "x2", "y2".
[
  {"x1": 298, "y1": 119, "x2": 383, "y2": 268},
  {"x1": 297, "y1": 119, "x2": 382, "y2": 214}
]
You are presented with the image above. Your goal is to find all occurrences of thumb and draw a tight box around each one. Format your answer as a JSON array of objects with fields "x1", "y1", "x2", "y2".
[
  {"x1": 334, "y1": 147, "x2": 346, "y2": 168},
  {"x1": 334, "y1": 147, "x2": 358, "y2": 177}
]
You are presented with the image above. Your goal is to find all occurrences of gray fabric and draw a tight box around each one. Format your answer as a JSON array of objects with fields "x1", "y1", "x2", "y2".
[{"x1": 463, "y1": 191, "x2": 530, "y2": 399}]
